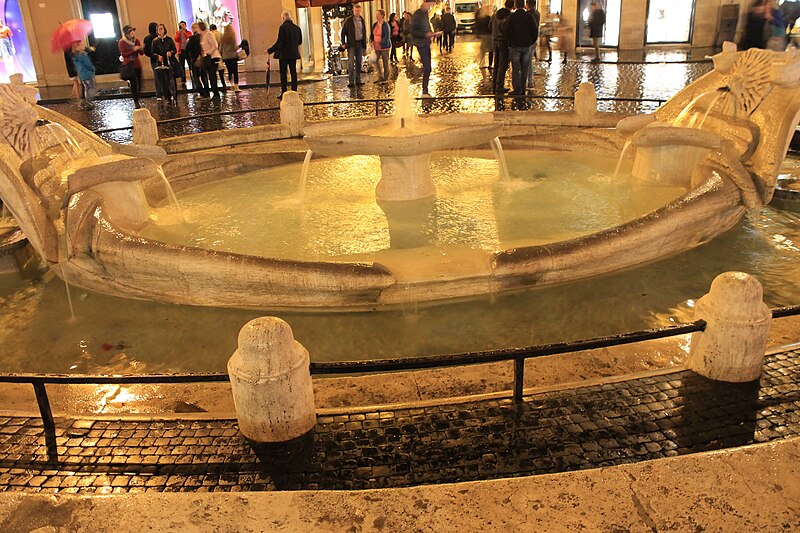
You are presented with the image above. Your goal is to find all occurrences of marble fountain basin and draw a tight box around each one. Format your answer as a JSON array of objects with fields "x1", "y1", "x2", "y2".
[{"x1": 0, "y1": 47, "x2": 799, "y2": 311}]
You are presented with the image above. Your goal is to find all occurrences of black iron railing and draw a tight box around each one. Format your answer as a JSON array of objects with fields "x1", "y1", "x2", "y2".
[
  {"x1": 90, "y1": 94, "x2": 667, "y2": 136},
  {"x1": 3, "y1": 303, "x2": 799, "y2": 463}
]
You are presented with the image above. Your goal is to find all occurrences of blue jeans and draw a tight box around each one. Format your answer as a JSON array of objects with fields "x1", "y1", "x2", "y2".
[
  {"x1": 418, "y1": 44, "x2": 431, "y2": 94},
  {"x1": 81, "y1": 77, "x2": 96, "y2": 102},
  {"x1": 348, "y1": 44, "x2": 364, "y2": 85},
  {"x1": 509, "y1": 46, "x2": 532, "y2": 95}
]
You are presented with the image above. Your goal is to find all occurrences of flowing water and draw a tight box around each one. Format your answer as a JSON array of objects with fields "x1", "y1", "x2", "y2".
[
  {"x1": 614, "y1": 140, "x2": 633, "y2": 178},
  {"x1": 490, "y1": 137, "x2": 510, "y2": 183},
  {"x1": 298, "y1": 149, "x2": 313, "y2": 199},
  {"x1": 43, "y1": 122, "x2": 82, "y2": 160},
  {"x1": 155, "y1": 165, "x2": 184, "y2": 221},
  {"x1": 673, "y1": 90, "x2": 724, "y2": 129}
]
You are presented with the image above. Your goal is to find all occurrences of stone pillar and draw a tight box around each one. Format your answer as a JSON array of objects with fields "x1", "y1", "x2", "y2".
[
  {"x1": 280, "y1": 91, "x2": 304, "y2": 137},
  {"x1": 228, "y1": 317, "x2": 316, "y2": 442},
  {"x1": 132, "y1": 108, "x2": 159, "y2": 146},
  {"x1": 574, "y1": 82, "x2": 597, "y2": 125},
  {"x1": 687, "y1": 272, "x2": 771, "y2": 382}
]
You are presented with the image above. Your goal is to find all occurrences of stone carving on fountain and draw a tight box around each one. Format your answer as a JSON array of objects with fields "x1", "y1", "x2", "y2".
[{"x1": 0, "y1": 47, "x2": 798, "y2": 311}]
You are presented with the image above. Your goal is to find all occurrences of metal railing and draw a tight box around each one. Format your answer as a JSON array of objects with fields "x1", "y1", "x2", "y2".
[
  {"x1": 3, "y1": 303, "x2": 798, "y2": 463},
  {"x1": 89, "y1": 94, "x2": 668, "y2": 137}
]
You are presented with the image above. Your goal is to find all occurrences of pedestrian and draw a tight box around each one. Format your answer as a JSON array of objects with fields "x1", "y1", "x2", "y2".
[
  {"x1": 555, "y1": 14, "x2": 575, "y2": 63},
  {"x1": 198, "y1": 20, "x2": 222, "y2": 99},
  {"x1": 142, "y1": 22, "x2": 163, "y2": 100},
  {"x1": 174, "y1": 21, "x2": 192, "y2": 86},
  {"x1": 491, "y1": 0, "x2": 513, "y2": 93},
  {"x1": 209, "y1": 24, "x2": 227, "y2": 91},
  {"x1": 118, "y1": 25, "x2": 143, "y2": 108},
  {"x1": 587, "y1": 1, "x2": 605, "y2": 62},
  {"x1": 475, "y1": 4, "x2": 493, "y2": 67},
  {"x1": 431, "y1": 11, "x2": 443, "y2": 53},
  {"x1": 370, "y1": 9, "x2": 391, "y2": 83},
  {"x1": 220, "y1": 23, "x2": 242, "y2": 92},
  {"x1": 741, "y1": 0, "x2": 770, "y2": 50},
  {"x1": 505, "y1": 0, "x2": 537, "y2": 96},
  {"x1": 766, "y1": 0, "x2": 788, "y2": 50},
  {"x1": 402, "y1": 11, "x2": 414, "y2": 60},
  {"x1": 389, "y1": 13, "x2": 401, "y2": 62},
  {"x1": 267, "y1": 10, "x2": 302, "y2": 98},
  {"x1": 441, "y1": 6, "x2": 456, "y2": 53},
  {"x1": 71, "y1": 40, "x2": 95, "y2": 109},
  {"x1": 411, "y1": 0, "x2": 440, "y2": 98},
  {"x1": 185, "y1": 22, "x2": 207, "y2": 97},
  {"x1": 341, "y1": 3, "x2": 367, "y2": 87},
  {"x1": 63, "y1": 50, "x2": 82, "y2": 102},
  {"x1": 151, "y1": 23, "x2": 178, "y2": 105},
  {"x1": 526, "y1": 0, "x2": 540, "y2": 90}
]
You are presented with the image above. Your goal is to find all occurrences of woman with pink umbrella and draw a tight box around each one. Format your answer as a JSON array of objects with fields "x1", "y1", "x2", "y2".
[{"x1": 51, "y1": 18, "x2": 93, "y2": 103}]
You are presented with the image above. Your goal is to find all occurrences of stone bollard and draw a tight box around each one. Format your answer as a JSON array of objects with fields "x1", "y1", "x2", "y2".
[
  {"x1": 687, "y1": 272, "x2": 771, "y2": 382},
  {"x1": 132, "y1": 108, "x2": 159, "y2": 146},
  {"x1": 228, "y1": 317, "x2": 316, "y2": 442},
  {"x1": 574, "y1": 82, "x2": 597, "y2": 125},
  {"x1": 280, "y1": 91, "x2": 304, "y2": 137}
]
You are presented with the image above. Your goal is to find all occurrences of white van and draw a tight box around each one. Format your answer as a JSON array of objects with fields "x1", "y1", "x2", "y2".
[{"x1": 454, "y1": 0, "x2": 480, "y2": 32}]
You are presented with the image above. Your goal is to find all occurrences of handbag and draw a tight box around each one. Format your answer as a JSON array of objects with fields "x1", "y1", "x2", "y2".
[
  {"x1": 170, "y1": 57, "x2": 183, "y2": 78},
  {"x1": 119, "y1": 62, "x2": 136, "y2": 81},
  {"x1": 237, "y1": 49, "x2": 247, "y2": 60},
  {"x1": 368, "y1": 50, "x2": 377, "y2": 63},
  {"x1": 194, "y1": 55, "x2": 204, "y2": 68}
]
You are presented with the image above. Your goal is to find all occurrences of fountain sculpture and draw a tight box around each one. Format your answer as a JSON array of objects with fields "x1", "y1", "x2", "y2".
[{"x1": 0, "y1": 46, "x2": 799, "y2": 311}]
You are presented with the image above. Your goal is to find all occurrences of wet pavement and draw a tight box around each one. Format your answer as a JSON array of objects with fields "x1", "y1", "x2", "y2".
[
  {"x1": 0, "y1": 348, "x2": 796, "y2": 494},
  {"x1": 38, "y1": 37, "x2": 713, "y2": 144}
]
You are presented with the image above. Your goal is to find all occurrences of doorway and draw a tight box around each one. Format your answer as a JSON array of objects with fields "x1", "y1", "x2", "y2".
[
  {"x1": 80, "y1": 0, "x2": 122, "y2": 75},
  {"x1": 576, "y1": 0, "x2": 620, "y2": 48},
  {"x1": 645, "y1": 0, "x2": 694, "y2": 44}
]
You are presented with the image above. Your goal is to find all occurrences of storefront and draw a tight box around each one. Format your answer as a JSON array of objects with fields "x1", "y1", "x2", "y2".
[{"x1": 1, "y1": 0, "x2": 36, "y2": 83}]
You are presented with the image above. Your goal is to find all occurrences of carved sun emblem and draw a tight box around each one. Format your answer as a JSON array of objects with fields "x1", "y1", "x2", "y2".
[{"x1": 715, "y1": 49, "x2": 774, "y2": 118}]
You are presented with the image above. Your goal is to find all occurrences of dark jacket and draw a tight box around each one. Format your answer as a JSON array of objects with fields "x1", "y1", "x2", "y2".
[
  {"x1": 143, "y1": 22, "x2": 158, "y2": 63},
  {"x1": 370, "y1": 21, "x2": 392, "y2": 50},
  {"x1": 268, "y1": 20, "x2": 302, "y2": 60},
  {"x1": 505, "y1": 8, "x2": 538, "y2": 47},
  {"x1": 442, "y1": 13, "x2": 457, "y2": 33},
  {"x1": 185, "y1": 32, "x2": 202, "y2": 63},
  {"x1": 151, "y1": 35, "x2": 177, "y2": 66},
  {"x1": 588, "y1": 8, "x2": 605, "y2": 38},
  {"x1": 491, "y1": 8, "x2": 512, "y2": 46},
  {"x1": 341, "y1": 15, "x2": 367, "y2": 49},
  {"x1": 410, "y1": 8, "x2": 432, "y2": 47}
]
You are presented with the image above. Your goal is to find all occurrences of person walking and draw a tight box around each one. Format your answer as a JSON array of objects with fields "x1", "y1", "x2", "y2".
[
  {"x1": 267, "y1": 10, "x2": 302, "y2": 98},
  {"x1": 174, "y1": 21, "x2": 192, "y2": 86},
  {"x1": 411, "y1": 0, "x2": 439, "y2": 98},
  {"x1": 71, "y1": 40, "x2": 96, "y2": 109},
  {"x1": 142, "y1": 22, "x2": 163, "y2": 100},
  {"x1": 341, "y1": 4, "x2": 367, "y2": 87},
  {"x1": 475, "y1": 4, "x2": 493, "y2": 67},
  {"x1": 185, "y1": 22, "x2": 207, "y2": 97},
  {"x1": 118, "y1": 25, "x2": 143, "y2": 108},
  {"x1": 505, "y1": 0, "x2": 537, "y2": 96},
  {"x1": 401, "y1": 11, "x2": 414, "y2": 60},
  {"x1": 389, "y1": 13, "x2": 400, "y2": 62},
  {"x1": 220, "y1": 23, "x2": 241, "y2": 92},
  {"x1": 198, "y1": 20, "x2": 222, "y2": 99},
  {"x1": 151, "y1": 23, "x2": 178, "y2": 105},
  {"x1": 526, "y1": 0, "x2": 540, "y2": 90},
  {"x1": 370, "y1": 9, "x2": 391, "y2": 83},
  {"x1": 441, "y1": 6, "x2": 456, "y2": 53},
  {"x1": 209, "y1": 24, "x2": 227, "y2": 91},
  {"x1": 587, "y1": 1, "x2": 605, "y2": 62},
  {"x1": 491, "y1": 0, "x2": 513, "y2": 93}
]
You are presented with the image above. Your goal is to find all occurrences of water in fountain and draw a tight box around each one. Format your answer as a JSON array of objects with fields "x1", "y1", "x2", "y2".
[
  {"x1": 673, "y1": 89, "x2": 725, "y2": 129},
  {"x1": 154, "y1": 165, "x2": 184, "y2": 222},
  {"x1": 490, "y1": 137, "x2": 510, "y2": 183},
  {"x1": 298, "y1": 149, "x2": 313, "y2": 199},
  {"x1": 41, "y1": 121, "x2": 82, "y2": 160},
  {"x1": 613, "y1": 140, "x2": 633, "y2": 178},
  {"x1": 393, "y1": 76, "x2": 418, "y2": 132}
]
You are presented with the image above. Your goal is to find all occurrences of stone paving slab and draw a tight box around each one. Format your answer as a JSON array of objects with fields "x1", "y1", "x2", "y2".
[{"x1": 0, "y1": 349, "x2": 797, "y2": 494}]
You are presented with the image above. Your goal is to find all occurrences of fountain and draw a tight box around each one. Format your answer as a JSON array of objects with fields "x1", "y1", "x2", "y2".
[{"x1": 0, "y1": 46, "x2": 799, "y2": 312}]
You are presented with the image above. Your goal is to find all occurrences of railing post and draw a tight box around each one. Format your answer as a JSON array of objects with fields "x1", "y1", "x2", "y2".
[
  {"x1": 32, "y1": 381, "x2": 58, "y2": 463},
  {"x1": 132, "y1": 108, "x2": 159, "y2": 145},
  {"x1": 376, "y1": 99, "x2": 380, "y2": 117},
  {"x1": 279, "y1": 91, "x2": 304, "y2": 137},
  {"x1": 513, "y1": 358, "x2": 525, "y2": 403}
]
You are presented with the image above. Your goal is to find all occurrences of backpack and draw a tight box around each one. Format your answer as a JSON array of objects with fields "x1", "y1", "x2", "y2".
[{"x1": 239, "y1": 39, "x2": 250, "y2": 57}]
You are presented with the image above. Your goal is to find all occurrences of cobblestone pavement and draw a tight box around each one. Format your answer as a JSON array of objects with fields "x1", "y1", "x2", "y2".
[
  {"x1": 39, "y1": 38, "x2": 713, "y2": 144},
  {"x1": 0, "y1": 349, "x2": 797, "y2": 494}
]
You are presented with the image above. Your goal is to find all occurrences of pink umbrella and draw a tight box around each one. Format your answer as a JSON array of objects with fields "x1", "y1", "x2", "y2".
[{"x1": 50, "y1": 19, "x2": 93, "y2": 53}]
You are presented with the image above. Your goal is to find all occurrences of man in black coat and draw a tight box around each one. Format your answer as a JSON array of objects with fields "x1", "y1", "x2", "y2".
[
  {"x1": 268, "y1": 10, "x2": 303, "y2": 98},
  {"x1": 505, "y1": 0, "x2": 537, "y2": 95},
  {"x1": 441, "y1": 6, "x2": 457, "y2": 53},
  {"x1": 340, "y1": 3, "x2": 367, "y2": 87}
]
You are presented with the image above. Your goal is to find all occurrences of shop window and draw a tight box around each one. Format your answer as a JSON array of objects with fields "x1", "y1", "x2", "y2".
[
  {"x1": 646, "y1": 0, "x2": 694, "y2": 44},
  {"x1": 577, "y1": 0, "x2": 620, "y2": 48},
  {"x1": 1, "y1": 0, "x2": 36, "y2": 82}
]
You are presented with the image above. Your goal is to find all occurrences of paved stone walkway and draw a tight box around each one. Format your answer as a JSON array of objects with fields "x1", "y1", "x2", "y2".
[
  {"x1": 0, "y1": 349, "x2": 797, "y2": 494},
  {"x1": 38, "y1": 38, "x2": 713, "y2": 144}
]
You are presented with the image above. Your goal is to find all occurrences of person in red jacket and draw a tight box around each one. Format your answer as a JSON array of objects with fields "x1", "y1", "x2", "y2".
[
  {"x1": 174, "y1": 21, "x2": 192, "y2": 86},
  {"x1": 118, "y1": 25, "x2": 144, "y2": 108}
]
